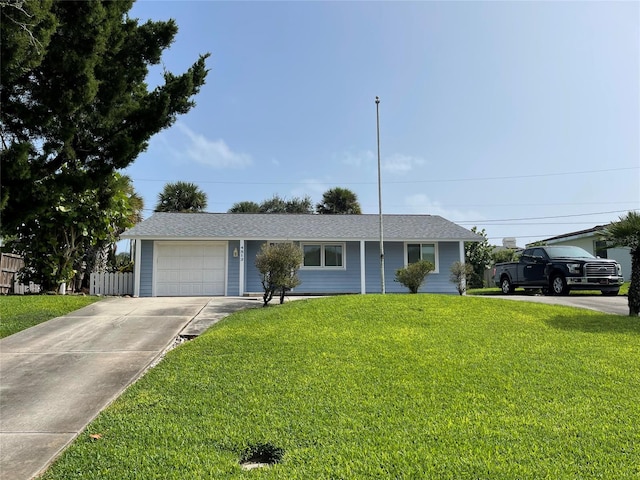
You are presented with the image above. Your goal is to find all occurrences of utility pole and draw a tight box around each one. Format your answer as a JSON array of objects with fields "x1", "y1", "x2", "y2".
[{"x1": 376, "y1": 96, "x2": 385, "y2": 294}]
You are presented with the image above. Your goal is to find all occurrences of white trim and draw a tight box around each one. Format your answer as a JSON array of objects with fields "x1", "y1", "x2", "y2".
[
  {"x1": 122, "y1": 235, "x2": 479, "y2": 243},
  {"x1": 224, "y1": 243, "x2": 229, "y2": 296},
  {"x1": 545, "y1": 231, "x2": 603, "y2": 244},
  {"x1": 300, "y1": 242, "x2": 347, "y2": 270},
  {"x1": 403, "y1": 242, "x2": 440, "y2": 273},
  {"x1": 459, "y1": 240, "x2": 466, "y2": 295},
  {"x1": 239, "y1": 239, "x2": 245, "y2": 296},
  {"x1": 133, "y1": 238, "x2": 141, "y2": 297},
  {"x1": 360, "y1": 240, "x2": 366, "y2": 294}
]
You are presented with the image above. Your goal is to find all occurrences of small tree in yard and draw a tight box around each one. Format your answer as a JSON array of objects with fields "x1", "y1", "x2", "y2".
[
  {"x1": 255, "y1": 243, "x2": 304, "y2": 306},
  {"x1": 395, "y1": 260, "x2": 435, "y2": 294},
  {"x1": 465, "y1": 227, "x2": 493, "y2": 288},
  {"x1": 450, "y1": 261, "x2": 474, "y2": 295}
]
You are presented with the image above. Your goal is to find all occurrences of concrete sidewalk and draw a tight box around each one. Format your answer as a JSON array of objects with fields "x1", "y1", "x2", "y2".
[{"x1": 0, "y1": 296, "x2": 256, "y2": 480}]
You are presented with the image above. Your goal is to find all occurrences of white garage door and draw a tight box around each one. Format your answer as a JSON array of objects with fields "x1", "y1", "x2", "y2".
[{"x1": 155, "y1": 242, "x2": 226, "y2": 296}]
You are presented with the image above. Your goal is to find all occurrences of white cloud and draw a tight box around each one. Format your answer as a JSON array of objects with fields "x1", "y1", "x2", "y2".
[
  {"x1": 339, "y1": 150, "x2": 427, "y2": 174},
  {"x1": 404, "y1": 193, "x2": 483, "y2": 223},
  {"x1": 383, "y1": 154, "x2": 426, "y2": 173},
  {"x1": 290, "y1": 178, "x2": 329, "y2": 199},
  {"x1": 176, "y1": 123, "x2": 252, "y2": 168},
  {"x1": 339, "y1": 150, "x2": 375, "y2": 167}
]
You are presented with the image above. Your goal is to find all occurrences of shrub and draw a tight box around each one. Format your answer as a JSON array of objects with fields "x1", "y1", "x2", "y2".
[
  {"x1": 395, "y1": 260, "x2": 435, "y2": 293},
  {"x1": 491, "y1": 249, "x2": 519, "y2": 265},
  {"x1": 255, "y1": 243, "x2": 303, "y2": 306},
  {"x1": 449, "y1": 261, "x2": 474, "y2": 295},
  {"x1": 465, "y1": 227, "x2": 492, "y2": 288}
]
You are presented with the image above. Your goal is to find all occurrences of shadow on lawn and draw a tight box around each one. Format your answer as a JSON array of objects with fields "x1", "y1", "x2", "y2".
[{"x1": 546, "y1": 314, "x2": 640, "y2": 334}]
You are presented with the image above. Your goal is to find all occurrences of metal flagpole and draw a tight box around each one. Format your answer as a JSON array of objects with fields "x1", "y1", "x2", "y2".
[{"x1": 376, "y1": 96, "x2": 385, "y2": 294}]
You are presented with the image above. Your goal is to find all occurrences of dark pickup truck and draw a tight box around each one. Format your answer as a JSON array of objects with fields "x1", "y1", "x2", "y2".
[{"x1": 493, "y1": 245, "x2": 623, "y2": 296}]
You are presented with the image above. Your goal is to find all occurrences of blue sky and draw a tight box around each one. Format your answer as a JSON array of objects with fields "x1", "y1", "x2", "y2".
[{"x1": 124, "y1": 0, "x2": 639, "y2": 246}]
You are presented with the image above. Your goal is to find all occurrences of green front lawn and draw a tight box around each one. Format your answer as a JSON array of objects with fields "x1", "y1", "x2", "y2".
[
  {"x1": 43, "y1": 295, "x2": 640, "y2": 479},
  {"x1": 0, "y1": 295, "x2": 100, "y2": 338}
]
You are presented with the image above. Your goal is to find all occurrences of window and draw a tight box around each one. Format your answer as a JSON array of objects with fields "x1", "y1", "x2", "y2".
[
  {"x1": 406, "y1": 243, "x2": 438, "y2": 272},
  {"x1": 303, "y1": 245, "x2": 321, "y2": 266},
  {"x1": 302, "y1": 243, "x2": 344, "y2": 268}
]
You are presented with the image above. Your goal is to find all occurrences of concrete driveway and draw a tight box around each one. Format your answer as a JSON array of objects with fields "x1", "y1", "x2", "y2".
[
  {"x1": 488, "y1": 293, "x2": 630, "y2": 315},
  {"x1": 0, "y1": 296, "x2": 258, "y2": 480}
]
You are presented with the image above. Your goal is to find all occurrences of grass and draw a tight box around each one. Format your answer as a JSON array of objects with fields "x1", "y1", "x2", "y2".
[
  {"x1": 0, "y1": 295, "x2": 100, "y2": 338},
  {"x1": 469, "y1": 281, "x2": 630, "y2": 296},
  {"x1": 41, "y1": 294, "x2": 640, "y2": 479}
]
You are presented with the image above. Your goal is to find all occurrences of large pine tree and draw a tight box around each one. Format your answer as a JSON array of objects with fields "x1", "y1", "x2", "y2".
[{"x1": 0, "y1": 0, "x2": 209, "y2": 289}]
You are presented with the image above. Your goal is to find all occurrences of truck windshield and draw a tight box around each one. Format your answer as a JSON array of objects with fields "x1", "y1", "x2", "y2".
[{"x1": 545, "y1": 246, "x2": 595, "y2": 259}]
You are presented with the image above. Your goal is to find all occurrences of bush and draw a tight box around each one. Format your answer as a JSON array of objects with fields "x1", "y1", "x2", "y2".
[
  {"x1": 449, "y1": 261, "x2": 474, "y2": 295},
  {"x1": 465, "y1": 227, "x2": 492, "y2": 288},
  {"x1": 491, "y1": 249, "x2": 519, "y2": 265},
  {"x1": 395, "y1": 260, "x2": 435, "y2": 293},
  {"x1": 255, "y1": 243, "x2": 303, "y2": 306}
]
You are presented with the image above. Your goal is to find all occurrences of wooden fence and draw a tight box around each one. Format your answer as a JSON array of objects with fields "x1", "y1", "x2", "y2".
[
  {"x1": 1, "y1": 253, "x2": 42, "y2": 294},
  {"x1": 90, "y1": 272, "x2": 133, "y2": 296},
  {"x1": 1, "y1": 253, "x2": 23, "y2": 294},
  {"x1": 13, "y1": 281, "x2": 42, "y2": 295}
]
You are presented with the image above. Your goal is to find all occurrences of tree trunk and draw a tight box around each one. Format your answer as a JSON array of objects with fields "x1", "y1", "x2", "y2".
[
  {"x1": 628, "y1": 247, "x2": 640, "y2": 317},
  {"x1": 262, "y1": 286, "x2": 274, "y2": 307}
]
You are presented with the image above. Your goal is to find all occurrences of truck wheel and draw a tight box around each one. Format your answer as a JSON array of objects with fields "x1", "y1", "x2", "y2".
[
  {"x1": 500, "y1": 276, "x2": 515, "y2": 294},
  {"x1": 550, "y1": 275, "x2": 569, "y2": 295}
]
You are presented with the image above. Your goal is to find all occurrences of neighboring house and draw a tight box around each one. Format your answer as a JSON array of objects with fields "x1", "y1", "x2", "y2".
[
  {"x1": 534, "y1": 225, "x2": 632, "y2": 280},
  {"x1": 120, "y1": 212, "x2": 482, "y2": 297}
]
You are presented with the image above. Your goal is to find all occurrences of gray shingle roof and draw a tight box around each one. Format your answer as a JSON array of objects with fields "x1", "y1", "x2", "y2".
[{"x1": 121, "y1": 212, "x2": 482, "y2": 242}]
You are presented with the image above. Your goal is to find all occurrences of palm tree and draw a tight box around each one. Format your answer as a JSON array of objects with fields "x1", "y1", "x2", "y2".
[
  {"x1": 316, "y1": 187, "x2": 362, "y2": 214},
  {"x1": 228, "y1": 201, "x2": 260, "y2": 213},
  {"x1": 155, "y1": 181, "x2": 207, "y2": 213},
  {"x1": 229, "y1": 195, "x2": 314, "y2": 214},
  {"x1": 259, "y1": 194, "x2": 314, "y2": 214},
  {"x1": 604, "y1": 211, "x2": 640, "y2": 316}
]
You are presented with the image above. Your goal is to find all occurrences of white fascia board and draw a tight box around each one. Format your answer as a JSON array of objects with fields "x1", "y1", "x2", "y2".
[
  {"x1": 546, "y1": 231, "x2": 602, "y2": 244},
  {"x1": 120, "y1": 235, "x2": 481, "y2": 243}
]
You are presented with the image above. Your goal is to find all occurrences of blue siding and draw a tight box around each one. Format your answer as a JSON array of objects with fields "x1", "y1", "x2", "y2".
[
  {"x1": 425, "y1": 242, "x2": 460, "y2": 293},
  {"x1": 296, "y1": 242, "x2": 361, "y2": 293},
  {"x1": 365, "y1": 241, "x2": 383, "y2": 293},
  {"x1": 227, "y1": 241, "x2": 240, "y2": 296},
  {"x1": 382, "y1": 242, "x2": 406, "y2": 293},
  {"x1": 366, "y1": 241, "x2": 461, "y2": 294},
  {"x1": 245, "y1": 240, "x2": 265, "y2": 293},
  {"x1": 142, "y1": 238, "x2": 462, "y2": 296},
  {"x1": 244, "y1": 241, "x2": 363, "y2": 294},
  {"x1": 140, "y1": 240, "x2": 154, "y2": 297}
]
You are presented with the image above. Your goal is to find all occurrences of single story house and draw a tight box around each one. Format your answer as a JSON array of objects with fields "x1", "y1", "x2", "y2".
[
  {"x1": 120, "y1": 212, "x2": 482, "y2": 297},
  {"x1": 534, "y1": 225, "x2": 632, "y2": 280}
]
